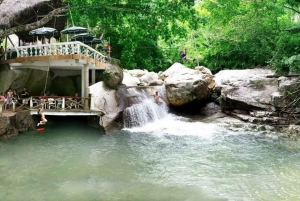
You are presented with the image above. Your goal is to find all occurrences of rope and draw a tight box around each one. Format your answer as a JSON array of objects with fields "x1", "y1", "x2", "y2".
[{"x1": 43, "y1": 58, "x2": 50, "y2": 95}]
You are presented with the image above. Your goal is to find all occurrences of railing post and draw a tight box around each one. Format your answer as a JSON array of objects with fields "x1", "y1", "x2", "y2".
[
  {"x1": 77, "y1": 43, "x2": 80, "y2": 54},
  {"x1": 12, "y1": 101, "x2": 15, "y2": 112},
  {"x1": 90, "y1": 94, "x2": 94, "y2": 111},
  {"x1": 65, "y1": 44, "x2": 69, "y2": 55},
  {"x1": 30, "y1": 97, "x2": 33, "y2": 109},
  {"x1": 62, "y1": 97, "x2": 65, "y2": 110}
]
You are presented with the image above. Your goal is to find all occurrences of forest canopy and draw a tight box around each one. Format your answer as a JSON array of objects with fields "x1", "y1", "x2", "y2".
[{"x1": 4, "y1": 0, "x2": 299, "y2": 73}]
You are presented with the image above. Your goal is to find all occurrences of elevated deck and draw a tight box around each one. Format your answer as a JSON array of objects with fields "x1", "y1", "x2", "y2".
[
  {"x1": 0, "y1": 41, "x2": 107, "y2": 70},
  {"x1": 0, "y1": 42, "x2": 110, "y2": 115}
]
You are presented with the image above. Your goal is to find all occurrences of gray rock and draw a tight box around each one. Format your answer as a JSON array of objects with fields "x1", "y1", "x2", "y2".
[
  {"x1": 124, "y1": 69, "x2": 148, "y2": 78},
  {"x1": 139, "y1": 72, "x2": 158, "y2": 85},
  {"x1": 50, "y1": 76, "x2": 77, "y2": 96},
  {"x1": 0, "y1": 65, "x2": 52, "y2": 95},
  {"x1": 215, "y1": 69, "x2": 279, "y2": 110},
  {"x1": 89, "y1": 82, "x2": 119, "y2": 132},
  {"x1": 163, "y1": 63, "x2": 214, "y2": 106},
  {"x1": 122, "y1": 72, "x2": 140, "y2": 87},
  {"x1": 195, "y1": 66, "x2": 212, "y2": 75},
  {"x1": 103, "y1": 64, "x2": 123, "y2": 89}
]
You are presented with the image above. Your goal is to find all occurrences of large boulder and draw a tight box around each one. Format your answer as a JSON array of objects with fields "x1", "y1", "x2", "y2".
[
  {"x1": 0, "y1": 65, "x2": 52, "y2": 95},
  {"x1": 103, "y1": 64, "x2": 123, "y2": 89},
  {"x1": 122, "y1": 72, "x2": 140, "y2": 86},
  {"x1": 139, "y1": 71, "x2": 164, "y2": 86},
  {"x1": 162, "y1": 63, "x2": 214, "y2": 106},
  {"x1": 214, "y1": 69, "x2": 300, "y2": 111},
  {"x1": 89, "y1": 82, "x2": 120, "y2": 132},
  {"x1": 0, "y1": 115, "x2": 18, "y2": 139},
  {"x1": 15, "y1": 110, "x2": 35, "y2": 132},
  {"x1": 124, "y1": 69, "x2": 148, "y2": 78},
  {"x1": 0, "y1": 111, "x2": 33, "y2": 139},
  {"x1": 139, "y1": 72, "x2": 158, "y2": 85}
]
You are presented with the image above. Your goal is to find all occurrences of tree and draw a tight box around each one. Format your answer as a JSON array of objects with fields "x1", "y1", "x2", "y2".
[
  {"x1": 188, "y1": 0, "x2": 300, "y2": 73},
  {"x1": 65, "y1": 0, "x2": 198, "y2": 71}
]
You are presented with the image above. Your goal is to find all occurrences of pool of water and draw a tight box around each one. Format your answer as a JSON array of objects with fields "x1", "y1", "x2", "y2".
[{"x1": 0, "y1": 115, "x2": 300, "y2": 200}]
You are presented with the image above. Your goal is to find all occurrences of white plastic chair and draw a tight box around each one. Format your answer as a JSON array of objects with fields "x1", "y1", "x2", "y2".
[{"x1": 48, "y1": 98, "x2": 56, "y2": 109}]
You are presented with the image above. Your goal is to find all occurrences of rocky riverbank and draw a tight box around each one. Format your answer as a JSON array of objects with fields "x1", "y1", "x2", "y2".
[
  {"x1": 0, "y1": 110, "x2": 34, "y2": 139},
  {"x1": 90, "y1": 62, "x2": 300, "y2": 139},
  {"x1": 1, "y1": 62, "x2": 300, "y2": 140}
]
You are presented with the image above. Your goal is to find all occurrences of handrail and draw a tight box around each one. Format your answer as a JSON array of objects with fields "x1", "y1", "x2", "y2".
[
  {"x1": 29, "y1": 96, "x2": 88, "y2": 110},
  {"x1": 2, "y1": 41, "x2": 107, "y2": 63}
]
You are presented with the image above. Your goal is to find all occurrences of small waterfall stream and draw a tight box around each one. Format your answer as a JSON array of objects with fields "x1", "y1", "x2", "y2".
[{"x1": 122, "y1": 87, "x2": 168, "y2": 128}]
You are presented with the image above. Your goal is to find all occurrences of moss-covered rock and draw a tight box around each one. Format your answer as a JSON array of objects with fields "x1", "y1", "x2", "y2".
[
  {"x1": 103, "y1": 64, "x2": 123, "y2": 89},
  {"x1": 50, "y1": 76, "x2": 77, "y2": 96}
]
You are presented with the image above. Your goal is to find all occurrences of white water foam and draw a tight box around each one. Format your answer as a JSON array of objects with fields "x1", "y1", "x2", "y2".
[
  {"x1": 124, "y1": 114, "x2": 217, "y2": 139},
  {"x1": 123, "y1": 89, "x2": 168, "y2": 128}
]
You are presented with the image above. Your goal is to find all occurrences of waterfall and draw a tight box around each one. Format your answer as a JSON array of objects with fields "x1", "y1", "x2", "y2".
[{"x1": 122, "y1": 87, "x2": 168, "y2": 128}]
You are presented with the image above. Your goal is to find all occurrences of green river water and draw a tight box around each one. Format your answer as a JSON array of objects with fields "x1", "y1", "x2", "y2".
[{"x1": 0, "y1": 115, "x2": 300, "y2": 201}]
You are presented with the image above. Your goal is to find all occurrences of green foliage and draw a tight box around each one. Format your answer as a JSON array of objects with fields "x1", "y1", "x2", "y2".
[
  {"x1": 64, "y1": 0, "x2": 197, "y2": 72},
  {"x1": 181, "y1": 0, "x2": 300, "y2": 73},
  {"x1": 61, "y1": 0, "x2": 300, "y2": 74}
]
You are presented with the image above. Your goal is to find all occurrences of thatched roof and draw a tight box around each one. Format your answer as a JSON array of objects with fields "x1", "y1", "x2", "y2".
[{"x1": 0, "y1": 0, "x2": 67, "y2": 42}]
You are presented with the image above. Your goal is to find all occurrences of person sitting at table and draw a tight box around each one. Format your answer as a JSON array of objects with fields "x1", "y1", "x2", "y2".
[
  {"x1": 40, "y1": 93, "x2": 47, "y2": 103},
  {"x1": 70, "y1": 93, "x2": 82, "y2": 109},
  {"x1": 73, "y1": 93, "x2": 80, "y2": 102}
]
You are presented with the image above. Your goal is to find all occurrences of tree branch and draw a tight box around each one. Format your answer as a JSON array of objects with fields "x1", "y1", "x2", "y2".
[
  {"x1": 283, "y1": 5, "x2": 300, "y2": 15},
  {"x1": 0, "y1": 6, "x2": 69, "y2": 38}
]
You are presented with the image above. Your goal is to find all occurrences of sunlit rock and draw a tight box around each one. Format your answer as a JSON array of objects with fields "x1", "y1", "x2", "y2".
[
  {"x1": 89, "y1": 82, "x2": 120, "y2": 132},
  {"x1": 214, "y1": 69, "x2": 278, "y2": 110},
  {"x1": 124, "y1": 69, "x2": 148, "y2": 78},
  {"x1": 163, "y1": 62, "x2": 213, "y2": 106},
  {"x1": 122, "y1": 72, "x2": 140, "y2": 86}
]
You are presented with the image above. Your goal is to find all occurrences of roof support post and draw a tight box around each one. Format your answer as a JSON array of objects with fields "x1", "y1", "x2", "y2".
[
  {"x1": 83, "y1": 64, "x2": 89, "y2": 110},
  {"x1": 91, "y1": 69, "x2": 96, "y2": 84}
]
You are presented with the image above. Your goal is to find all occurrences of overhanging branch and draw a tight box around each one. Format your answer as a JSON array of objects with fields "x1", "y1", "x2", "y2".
[
  {"x1": 0, "y1": 6, "x2": 69, "y2": 38},
  {"x1": 283, "y1": 5, "x2": 300, "y2": 15}
]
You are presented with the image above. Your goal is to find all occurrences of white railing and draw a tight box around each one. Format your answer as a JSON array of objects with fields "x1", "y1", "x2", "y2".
[
  {"x1": 3, "y1": 41, "x2": 107, "y2": 63},
  {"x1": 29, "y1": 96, "x2": 86, "y2": 110}
]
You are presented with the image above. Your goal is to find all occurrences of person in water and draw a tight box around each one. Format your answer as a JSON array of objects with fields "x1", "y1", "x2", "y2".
[
  {"x1": 37, "y1": 108, "x2": 47, "y2": 126},
  {"x1": 151, "y1": 91, "x2": 161, "y2": 105}
]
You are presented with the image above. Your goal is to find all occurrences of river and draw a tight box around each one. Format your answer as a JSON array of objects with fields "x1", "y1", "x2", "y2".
[{"x1": 0, "y1": 114, "x2": 300, "y2": 201}]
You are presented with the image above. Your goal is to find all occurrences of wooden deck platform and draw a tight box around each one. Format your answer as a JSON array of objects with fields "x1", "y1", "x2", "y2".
[{"x1": 30, "y1": 109, "x2": 105, "y2": 116}]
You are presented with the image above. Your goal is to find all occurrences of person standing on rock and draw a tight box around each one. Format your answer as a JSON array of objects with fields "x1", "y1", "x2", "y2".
[{"x1": 180, "y1": 49, "x2": 194, "y2": 62}]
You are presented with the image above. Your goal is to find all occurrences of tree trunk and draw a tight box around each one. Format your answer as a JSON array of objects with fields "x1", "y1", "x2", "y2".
[{"x1": 0, "y1": 6, "x2": 69, "y2": 38}]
